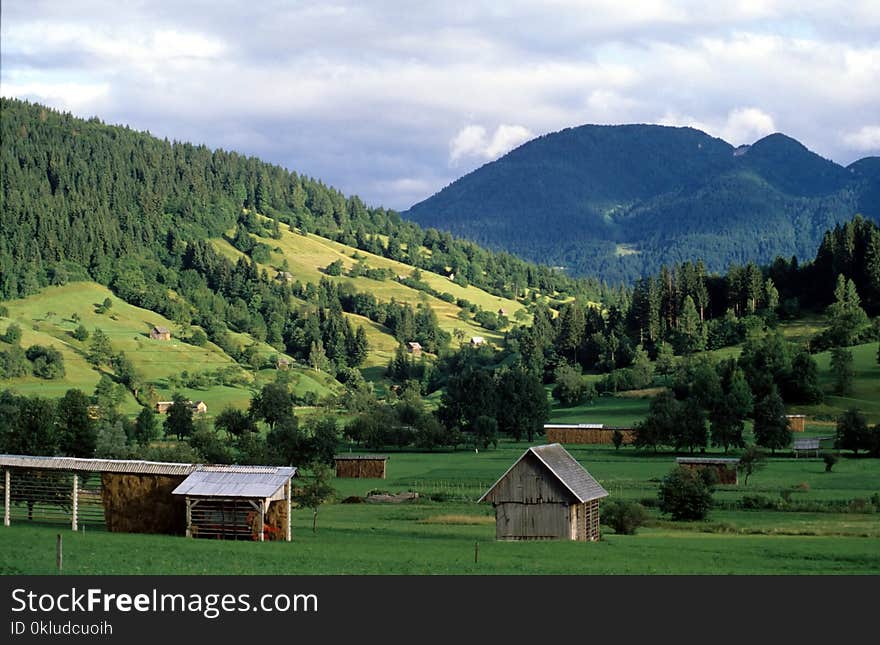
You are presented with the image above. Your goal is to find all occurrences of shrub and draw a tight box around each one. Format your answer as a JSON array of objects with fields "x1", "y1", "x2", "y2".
[
  {"x1": 657, "y1": 467, "x2": 713, "y2": 521},
  {"x1": 602, "y1": 501, "x2": 647, "y2": 535},
  {"x1": 823, "y1": 452, "x2": 839, "y2": 472}
]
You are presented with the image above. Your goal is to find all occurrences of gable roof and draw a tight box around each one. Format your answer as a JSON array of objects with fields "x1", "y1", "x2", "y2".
[
  {"x1": 478, "y1": 443, "x2": 608, "y2": 504},
  {"x1": 172, "y1": 465, "x2": 297, "y2": 499},
  {"x1": 152, "y1": 325, "x2": 170, "y2": 334}
]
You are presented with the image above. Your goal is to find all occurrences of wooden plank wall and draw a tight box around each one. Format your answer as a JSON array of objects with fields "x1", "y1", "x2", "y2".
[
  {"x1": 335, "y1": 460, "x2": 387, "y2": 479},
  {"x1": 546, "y1": 427, "x2": 636, "y2": 445},
  {"x1": 495, "y1": 502, "x2": 570, "y2": 540},
  {"x1": 482, "y1": 455, "x2": 571, "y2": 504}
]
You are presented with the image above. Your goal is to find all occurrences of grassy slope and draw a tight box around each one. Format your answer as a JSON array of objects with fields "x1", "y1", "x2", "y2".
[{"x1": 0, "y1": 283, "x2": 337, "y2": 414}]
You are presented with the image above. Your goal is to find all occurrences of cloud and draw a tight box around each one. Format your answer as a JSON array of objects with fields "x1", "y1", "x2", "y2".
[
  {"x1": 449, "y1": 124, "x2": 533, "y2": 164},
  {"x1": 1, "y1": 2, "x2": 878, "y2": 209},
  {"x1": 842, "y1": 125, "x2": 880, "y2": 151}
]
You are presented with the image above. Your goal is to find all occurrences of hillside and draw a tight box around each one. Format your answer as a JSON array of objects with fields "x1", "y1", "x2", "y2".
[{"x1": 404, "y1": 124, "x2": 879, "y2": 282}]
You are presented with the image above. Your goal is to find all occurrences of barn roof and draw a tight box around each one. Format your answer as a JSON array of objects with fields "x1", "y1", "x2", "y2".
[
  {"x1": 152, "y1": 325, "x2": 170, "y2": 333},
  {"x1": 333, "y1": 454, "x2": 389, "y2": 461},
  {"x1": 676, "y1": 457, "x2": 740, "y2": 465},
  {"x1": 793, "y1": 438, "x2": 822, "y2": 450},
  {"x1": 544, "y1": 423, "x2": 605, "y2": 429},
  {"x1": 478, "y1": 443, "x2": 608, "y2": 504},
  {"x1": 0, "y1": 454, "x2": 196, "y2": 476},
  {"x1": 172, "y1": 466, "x2": 297, "y2": 499}
]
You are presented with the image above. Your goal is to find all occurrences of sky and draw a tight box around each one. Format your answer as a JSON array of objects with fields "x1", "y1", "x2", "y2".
[{"x1": 2, "y1": 1, "x2": 879, "y2": 211}]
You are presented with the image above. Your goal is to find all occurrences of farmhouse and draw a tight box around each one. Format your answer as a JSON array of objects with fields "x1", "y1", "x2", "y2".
[
  {"x1": 479, "y1": 443, "x2": 608, "y2": 541},
  {"x1": 150, "y1": 325, "x2": 171, "y2": 341},
  {"x1": 407, "y1": 341, "x2": 422, "y2": 355},
  {"x1": 334, "y1": 454, "x2": 389, "y2": 479},
  {"x1": 155, "y1": 400, "x2": 207, "y2": 415},
  {"x1": 675, "y1": 457, "x2": 740, "y2": 485},
  {"x1": 173, "y1": 466, "x2": 296, "y2": 542},
  {"x1": 786, "y1": 414, "x2": 807, "y2": 432},
  {"x1": 544, "y1": 423, "x2": 636, "y2": 445},
  {"x1": 156, "y1": 401, "x2": 174, "y2": 414},
  {"x1": 275, "y1": 271, "x2": 294, "y2": 283},
  {"x1": 470, "y1": 336, "x2": 485, "y2": 346},
  {"x1": 191, "y1": 400, "x2": 207, "y2": 415}
]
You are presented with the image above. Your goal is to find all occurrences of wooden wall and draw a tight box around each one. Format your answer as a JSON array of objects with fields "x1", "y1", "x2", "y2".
[
  {"x1": 482, "y1": 454, "x2": 571, "y2": 504},
  {"x1": 786, "y1": 416, "x2": 806, "y2": 432},
  {"x1": 679, "y1": 463, "x2": 738, "y2": 485},
  {"x1": 495, "y1": 502, "x2": 570, "y2": 540},
  {"x1": 335, "y1": 459, "x2": 387, "y2": 479},
  {"x1": 546, "y1": 427, "x2": 636, "y2": 445}
]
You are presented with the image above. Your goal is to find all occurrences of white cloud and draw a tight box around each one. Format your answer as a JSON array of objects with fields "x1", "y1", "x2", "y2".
[
  {"x1": 449, "y1": 124, "x2": 533, "y2": 164},
  {"x1": 660, "y1": 107, "x2": 776, "y2": 145},
  {"x1": 842, "y1": 125, "x2": 880, "y2": 151}
]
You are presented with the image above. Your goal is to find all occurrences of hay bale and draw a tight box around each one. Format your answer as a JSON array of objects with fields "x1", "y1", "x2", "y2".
[{"x1": 101, "y1": 473, "x2": 186, "y2": 535}]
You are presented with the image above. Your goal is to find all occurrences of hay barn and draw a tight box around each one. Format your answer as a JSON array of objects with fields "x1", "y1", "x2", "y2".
[
  {"x1": 786, "y1": 414, "x2": 807, "y2": 432},
  {"x1": 793, "y1": 437, "x2": 828, "y2": 458},
  {"x1": 1, "y1": 455, "x2": 195, "y2": 533},
  {"x1": 544, "y1": 423, "x2": 636, "y2": 445},
  {"x1": 173, "y1": 466, "x2": 296, "y2": 542},
  {"x1": 150, "y1": 325, "x2": 171, "y2": 341},
  {"x1": 675, "y1": 457, "x2": 740, "y2": 485},
  {"x1": 479, "y1": 444, "x2": 608, "y2": 542},
  {"x1": 334, "y1": 455, "x2": 389, "y2": 479}
]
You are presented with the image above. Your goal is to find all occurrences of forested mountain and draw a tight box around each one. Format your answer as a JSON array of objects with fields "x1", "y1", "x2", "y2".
[
  {"x1": 404, "y1": 124, "x2": 880, "y2": 283},
  {"x1": 0, "y1": 98, "x2": 605, "y2": 303}
]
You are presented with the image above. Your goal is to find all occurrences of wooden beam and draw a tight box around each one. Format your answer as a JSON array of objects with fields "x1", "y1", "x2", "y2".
[
  {"x1": 71, "y1": 474, "x2": 78, "y2": 532},
  {"x1": 285, "y1": 480, "x2": 292, "y2": 542},
  {"x1": 185, "y1": 498, "x2": 192, "y2": 538}
]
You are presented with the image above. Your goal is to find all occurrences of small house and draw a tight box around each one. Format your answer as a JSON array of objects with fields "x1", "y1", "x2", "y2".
[
  {"x1": 479, "y1": 443, "x2": 608, "y2": 541},
  {"x1": 786, "y1": 414, "x2": 807, "y2": 432},
  {"x1": 156, "y1": 401, "x2": 175, "y2": 414},
  {"x1": 276, "y1": 271, "x2": 294, "y2": 283},
  {"x1": 407, "y1": 341, "x2": 422, "y2": 355},
  {"x1": 191, "y1": 401, "x2": 207, "y2": 415},
  {"x1": 150, "y1": 326, "x2": 171, "y2": 341},
  {"x1": 676, "y1": 457, "x2": 740, "y2": 485},
  {"x1": 470, "y1": 336, "x2": 485, "y2": 346},
  {"x1": 276, "y1": 356, "x2": 293, "y2": 370},
  {"x1": 334, "y1": 455, "x2": 389, "y2": 479},
  {"x1": 173, "y1": 465, "x2": 296, "y2": 541}
]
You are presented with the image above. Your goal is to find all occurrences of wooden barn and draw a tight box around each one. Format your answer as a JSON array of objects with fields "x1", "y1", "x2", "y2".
[
  {"x1": 334, "y1": 455, "x2": 389, "y2": 479},
  {"x1": 544, "y1": 423, "x2": 636, "y2": 445},
  {"x1": 173, "y1": 465, "x2": 296, "y2": 542},
  {"x1": 1, "y1": 455, "x2": 196, "y2": 533},
  {"x1": 150, "y1": 325, "x2": 171, "y2": 341},
  {"x1": 479, "y1": 444, "x2": 608, "y2": 542},
  {"x1": 675, "y1": 457, "x2": 740, "y2": 485},
  {"x1": 786, "y1": 414, "x2": 807, "y2": 432},
  {"x1": 407, "y1": 341, "x2": 422, "y2": 355}
]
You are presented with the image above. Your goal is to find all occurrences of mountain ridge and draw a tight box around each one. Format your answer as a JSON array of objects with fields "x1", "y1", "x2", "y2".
[{"x1": 405, "y1": 123, "x2": 879, "y2": 282}]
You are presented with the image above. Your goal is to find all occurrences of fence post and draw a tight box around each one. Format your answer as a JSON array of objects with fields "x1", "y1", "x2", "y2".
[
  {"x1": 56, "y1": 534, "x2": 63, "y2": 573},
  {"x1": 4, "y1": 469, "x2": 9, "y2": 527},
  {"x1": 71, "y1": 474, "x2": 78, "y2": 532}
]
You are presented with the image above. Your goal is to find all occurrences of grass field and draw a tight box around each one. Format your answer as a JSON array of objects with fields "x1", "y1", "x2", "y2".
[{"x1": 2, "y1": 439, "x2": 878, "y2": 575}]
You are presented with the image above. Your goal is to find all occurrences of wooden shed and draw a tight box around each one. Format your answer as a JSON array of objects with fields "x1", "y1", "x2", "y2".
[
  {"x1": 150, "y1": 325, "x2": 171, "y2": 341},
  {"x1": 479, "y1": 444, "x2": 608, "y2": 542},
  {"x1": 173, "y1": 466, "x2": 296, "y2": 541},
  {"x1": 334, "y1": 454, "x2": 389, "y2": 479},
  {"x1": 407, "y1": 341, "x2": 422, "y2": 356},
  {"x1": 544, "y1": 423, "x2": 636, "y2": 445},
  {"x1": 675, "y1": 457, "x2": 740, "y2": 485},
  {"x1": 786, "y1": 414, "x2": 807, "y2": 432}
]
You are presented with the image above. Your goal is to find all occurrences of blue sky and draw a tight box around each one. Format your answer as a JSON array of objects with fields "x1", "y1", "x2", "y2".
[{"x1": 2, "y1": 1, "x2": 878, "y2": 210}]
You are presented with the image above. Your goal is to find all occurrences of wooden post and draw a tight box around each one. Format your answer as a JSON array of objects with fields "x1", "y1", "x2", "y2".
[
  {"x1": 71, "y1": 474, "x2": 78, "y2": 532},
  {"x1": 56, "y1": 534, "x2": 62, "y2": 573},
  {"x1": 285, "y1": 480, "x2": 292, "y2": 542},
  {"x1": 474, "y1": 541, "x2": 479, "y2": 563},
  {"x1": 185, "y1": 498, "x2": 192, "y2": 538},
  {"x1": 258, "y1": 500, "x2": 265, "y2": 542},
  {"x1": 4, "y1": 469, "x2": 9, "y2": 527}
]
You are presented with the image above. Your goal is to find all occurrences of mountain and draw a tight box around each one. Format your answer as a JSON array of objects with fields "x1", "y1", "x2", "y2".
[{"x1": 404, "y1": 124, "x2": 879, "y2": 283}]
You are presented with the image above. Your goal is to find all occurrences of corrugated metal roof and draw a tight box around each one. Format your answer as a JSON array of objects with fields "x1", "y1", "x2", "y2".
[
  {"x1": 334, "y1": 454, "x2": 389, "y2": 461},
  {"x1": 793, "y1": 438, "x2": 822, "y2": 450},
  {"x1": 544, "y1": 423, "x2": 605, "y2": 429},
  {"x1": 0, "y1": 454, "x2": 196, "y2": 476},
  {"x1": 478, "y1": 443, "x2": 608, "y2": 504},
  {"x1": 676, "y1": 457, "x2": 740, "y2": 465},
  {"x1": 172, "y1": 467, "x2": 296, "y2": 498}
]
